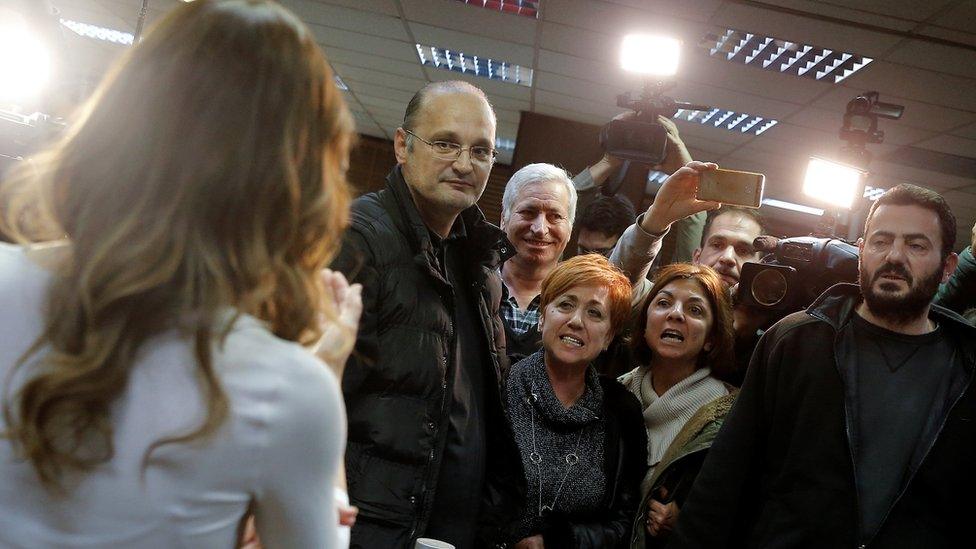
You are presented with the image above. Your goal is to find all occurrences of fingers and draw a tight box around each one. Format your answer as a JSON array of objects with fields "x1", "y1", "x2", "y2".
[{"x1": 338, "y1": 505, "x2": 358, "y2": 526}]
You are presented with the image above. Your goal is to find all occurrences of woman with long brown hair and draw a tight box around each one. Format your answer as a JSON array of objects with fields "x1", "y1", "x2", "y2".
[{"x1": 0, "y1": 0, "x2": 357, "y2": 546}]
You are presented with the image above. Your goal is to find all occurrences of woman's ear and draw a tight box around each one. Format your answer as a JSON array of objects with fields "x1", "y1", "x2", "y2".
[{"x1": 704, "y1": 339, "x2": 713, "y2": 353}]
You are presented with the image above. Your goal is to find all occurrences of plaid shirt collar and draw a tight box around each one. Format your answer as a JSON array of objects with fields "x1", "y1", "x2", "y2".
[{"x1": 500, "y1": 278, "x2": 541, "y2": 336}]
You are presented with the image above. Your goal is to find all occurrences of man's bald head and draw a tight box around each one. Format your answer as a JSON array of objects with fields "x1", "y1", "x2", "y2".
[{"x1": 402, "y1": 81, "x2": 496, "y2": 137}]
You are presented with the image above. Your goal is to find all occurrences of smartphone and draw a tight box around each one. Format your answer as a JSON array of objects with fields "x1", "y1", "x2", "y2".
[{"x1": 697, "y1": 168, "x2": 765, "y2": 208}]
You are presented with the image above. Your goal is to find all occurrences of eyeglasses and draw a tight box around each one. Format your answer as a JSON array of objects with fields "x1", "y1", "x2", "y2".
[{"x1": 403, "y1": 129, "x2": 498, "y2": 164}]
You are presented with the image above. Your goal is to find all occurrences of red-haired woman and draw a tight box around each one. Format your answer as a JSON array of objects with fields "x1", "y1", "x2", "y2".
[
  {"x1": 618, "y1": 263, "x2": 736, "y2": 548},
  {"x1": 505, "y1": 254, "x2": 647, "y2": 549}
]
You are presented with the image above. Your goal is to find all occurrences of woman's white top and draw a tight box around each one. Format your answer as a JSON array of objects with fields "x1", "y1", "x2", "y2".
[{"x1": 0, "y1": 242, "x2": 345, "y2": 548}]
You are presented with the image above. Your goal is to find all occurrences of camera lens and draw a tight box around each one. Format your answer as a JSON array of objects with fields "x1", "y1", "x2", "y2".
[{"x1": 751, "y1": 269, "x2": 788, "y2": 307}]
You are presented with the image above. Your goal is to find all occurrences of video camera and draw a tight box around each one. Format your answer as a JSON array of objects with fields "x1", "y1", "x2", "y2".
[
  {"x1": 737, "y1": 235, "x2": 859, "y2": 316},
  {"x1": 599, "y1": 81, "x2": 709, "y2": 167}
]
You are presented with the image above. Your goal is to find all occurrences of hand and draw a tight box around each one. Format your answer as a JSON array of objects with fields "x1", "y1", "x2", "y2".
[
  {"x1": 657, "y1": 115, "x2": 693, "y2": 175},
  {"x1": 514, "y1": 534, "x2": 545, "y2": 549},
  {"x1": 238, "y1": 515, "x2": 262, "y2": 549},
  {"x1": 646, "y1": 498, "x2": 680, "y2": 537},
  {"x1": 338, "y1": 503, "x2": 358, "y2": 527},
  {"x1": 313, "y1": 269, "x2": 363, "y2": 376},
  {"x1": 642, "y1": 161, "x2": 721, "y2": 234}
]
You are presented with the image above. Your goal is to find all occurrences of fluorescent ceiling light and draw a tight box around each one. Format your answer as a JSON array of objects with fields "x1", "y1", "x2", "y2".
[
  {"x1": 863, "y1": 185, "x2": 885, "y2": 201},
  {"x1": 762, "y1": 198, "x2": 824, "y2": 216},
  {"x1": 802, "y1": 157, "x2": 865, "y2": 210},
  {"x1": 673, "y1": 107, "x2": 777, "y2": 136},
  {"x1": 415, "y1": 44, "x2": 532, "y2": 87},
  {"x1": 701, "y1": 29, "x2": 872, "y2": 83},
  {"x1": 495, "y1": 138, "x2": 516, "y2": 151},
  {"x1": 60, "y1": 19, "x2": 134, "y2": 46},
  {"x1": 621, "y1": 34, "x2": 680, "y2": 77},
  {"x1": 453, "y1": 0, "x2": 539, "y2": 18},
  {"x1": 0, "y1": 16, "x2": 52, "y2": 102}
]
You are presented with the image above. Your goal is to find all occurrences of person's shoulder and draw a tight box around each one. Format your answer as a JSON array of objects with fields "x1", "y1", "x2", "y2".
[
  {"x1": 219, "y1": 317, "x2": 341, "y2": 417},
  {"x1": 600, "y1": 374, "x2": 642, "y2": 415}
]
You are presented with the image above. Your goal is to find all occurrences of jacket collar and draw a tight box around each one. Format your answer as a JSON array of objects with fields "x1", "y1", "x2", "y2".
[
  {"x1": 806, "y1": 283, "x2": 976, "y2": 366},
  {"x1": 384, "y1": 165, "x2": 513, "y2": 271}
]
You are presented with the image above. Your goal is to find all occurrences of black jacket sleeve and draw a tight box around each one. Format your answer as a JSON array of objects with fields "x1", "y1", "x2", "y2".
[
  {"x1": 543, "y1": 386, "x2": 648, "y2": 549},
  {"x1": 665, "y1": 326, "x2": 781, "y2": 548},
  {"x1": 329, "y1": 228, "x2": 380, "y2": 398}
]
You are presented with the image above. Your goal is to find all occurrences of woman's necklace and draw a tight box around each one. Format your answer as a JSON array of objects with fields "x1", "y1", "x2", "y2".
[{"x1": 528, "y1": 381, "x2": 584, "y2": 517}]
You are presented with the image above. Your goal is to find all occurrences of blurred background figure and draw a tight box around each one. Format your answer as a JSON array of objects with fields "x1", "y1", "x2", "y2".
[
  {"x1": 575, "y1": 194, "x2": 637, "y2": 258},
  {"x1": 0, "y1": 1, "x2": 359, "y2": 547}
]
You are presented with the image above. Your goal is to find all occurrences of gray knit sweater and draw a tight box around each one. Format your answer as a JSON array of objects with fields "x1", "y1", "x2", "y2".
[{"x1": 505, "y1": 351, "x2": 607, "y2": 541}]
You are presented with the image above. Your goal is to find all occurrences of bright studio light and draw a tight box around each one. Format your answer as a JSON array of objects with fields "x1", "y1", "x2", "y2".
[
  {"x1": 802, "y1": 157, "x2": 865, "y2": 210},
  {"x1": 0, "y1": 15, "x2": 52, "y2": 102},
  {"x1": 621, "y1": 34, "x2": 680, "y2": 76}
]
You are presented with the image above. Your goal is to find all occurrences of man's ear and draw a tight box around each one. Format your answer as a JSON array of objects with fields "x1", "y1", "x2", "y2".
[
  {"x1": 942, "y1": 252, "x2": 960, "y2": 284},
  {"x1": 394, "y1": 127, "x2": 409, "y2": 165},
  {"x1": 692, "y1": 248, "x2": 702, "y2": 264}
]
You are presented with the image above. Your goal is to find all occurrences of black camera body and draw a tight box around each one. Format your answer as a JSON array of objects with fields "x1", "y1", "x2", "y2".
[
  {"x1": 599, "y1": 84, "x2": 710, "y2": 167},
  {"x1": 738, "y1": 236, "x2": 860, "y2": 315}
]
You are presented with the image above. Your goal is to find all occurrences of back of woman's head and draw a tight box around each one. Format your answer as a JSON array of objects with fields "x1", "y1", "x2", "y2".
[
  {"x1": 2, "y1": 0, "x2": 354, "y2": 490},
  {"x1": 631, "y1": 263, "x2": 735, "y2": 376}
]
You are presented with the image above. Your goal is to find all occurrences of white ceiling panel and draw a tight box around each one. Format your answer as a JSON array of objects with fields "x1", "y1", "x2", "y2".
[
  {"x1": 673, "y1": 82, "x2": 802, "y2": 121},
  {"x1": 913, "y1": 134, "x2": 976, "y2": 158},
  {"x1": 837, "y1": 60, "x2": 976, "y2": 113},
  {"x1": 311, "y1": 25, "x2": 414, "y2": 62},
  {"x1": 533, "y1": 72, "x2": 626, "y2": 106},
  {"x1": 282, "y1": 0, "x2": 406, "y2": 37},
  {"x1": 538, "y1": 21, "x2": 620, "y2": 64},
  {"x1": 285, "y1": 0, "x2": 399, "y2": 17},
  {"x1": 758, "y1": 0, "x2": 951, "y2": 29},
  {"x1": 918, "y1": 25, "x2": 976, "y2": 48},
  {"x1": 930, "y1": 2, "x2": 976, "y2": 33},
  {"x1": 532, "y1": 104, "x2": 610, "y2": 127},
  {"x1": 323, "y1": 47, "x2": 427, "y2": 79},
  {"x1": 607, "y1": 0, "x2": 723, "y2": 23},
  {"x1": 399, "y1": 0, "x2": 537, "y2": 45},
  {"x1": 707, "y1": 2, "x2": 904, "y2": 57},
  {"x1": 534, "y1": 90, "x2": 625, "y2": 121},
  {"x1": 335, "y1": 65, "x2": 427, "y2": 95},
  {"x1": 871, "y1": 161, "x2": 975, "y2": 190},
  {"x1": 884, "y1": 40, "x2": 976, "y2": 80},
  {"x1": 535, "y1": 49, "x2": 637, "y2": 89},
  {"x1": 672, "y1": 119, "x2": 757, "y2": 147},
  {"x1": 543, "y1": 0, "x2": 694, "y2": 38},
  {"x1": 951, "y1": 122, "x2": 976, "y2": 140}
]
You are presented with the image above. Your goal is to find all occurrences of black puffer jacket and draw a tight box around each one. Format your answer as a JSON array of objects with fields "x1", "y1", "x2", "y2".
[{"x1": 332, "y1": 166, "x2": 520, "y2": 547}]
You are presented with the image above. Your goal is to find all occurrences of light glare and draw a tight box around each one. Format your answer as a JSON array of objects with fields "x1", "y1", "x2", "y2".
[
  {"x1": 0, "y1": 18, "x2": 52, "y2": 102},
  {"x1": 802, "y1": 157, "x2": 864, "y2": 210},
  {"x1": 621, "y1": 34, "x2": 680, "y2": 76}
]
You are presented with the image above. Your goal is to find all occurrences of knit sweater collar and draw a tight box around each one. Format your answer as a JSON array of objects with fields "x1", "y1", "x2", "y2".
[{"x1": 513, "y1": 350, "x2": 603, "y2": 427}]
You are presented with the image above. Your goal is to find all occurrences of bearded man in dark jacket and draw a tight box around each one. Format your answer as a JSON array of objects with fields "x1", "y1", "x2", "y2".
[
  {"x1": 332, "y1": 81, "x2": 520, "y2": 549},
  {"x1": 668, "y1": 184, "x2": 976, "y2": 549}
]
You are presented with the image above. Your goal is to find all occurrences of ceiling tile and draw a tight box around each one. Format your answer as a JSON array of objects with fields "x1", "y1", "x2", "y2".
[
  {"x1": 311, "y1": 24, "x2": 415, "y2": 62},
  {"x1": 914, "y1": 135, "x2": 976, "y2": 158},
  {"x1": 335, "y1": 64, "x2": 427, "y2": 94},
  {"x1": 285, "y1": 0, "x2": 406, "y2": 38},
  {"x1": 400, "y1": 0, "x2": 537, "y2": 45},
  {"x1": 951, "y1": 122, "x2": 976, "y2": 140},
  {"x1": 884, "y1": 40, "x2": 976, "y2": 80},
  {"x1": 930, "y1": 2, "x2": 976, "y2": 33},
  {"x1": 323, "y1": 47, "x2": 428, "y2": 79},
  {"x1": 837, "y1": 60, "x2": 976, "y2": 112},
  {"x1": 707, "y1": 2, "x2": 904, "y2": 57}
]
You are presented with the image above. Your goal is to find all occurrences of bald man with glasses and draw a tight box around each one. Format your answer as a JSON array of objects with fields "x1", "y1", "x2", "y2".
[{"x1": 332, "y1": 81, "x2": 519, "y2": 549}]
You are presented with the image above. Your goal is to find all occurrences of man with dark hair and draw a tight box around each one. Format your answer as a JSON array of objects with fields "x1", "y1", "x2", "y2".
[
  {"x1": 332, "y1": 80, "x2": 518, "y2": 548},
  {"x1": 574, "y1": 194, "x2": 637, "y2": 257},
  {"x1": 668, "y1": 183, "x2": 976, "y2": 548},
  {"x1": 694, "y1": 206, "x2": 766, "y2": 287}
]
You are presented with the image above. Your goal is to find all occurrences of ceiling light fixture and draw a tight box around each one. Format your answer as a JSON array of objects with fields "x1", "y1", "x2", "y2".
[
  {"x1": 700, "y1": 29, "x2": 872, "y2": 83},
  {"x1": 415, "y1": 44, "x2": 532, "y2": 87}
]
